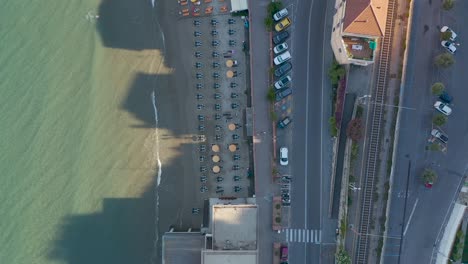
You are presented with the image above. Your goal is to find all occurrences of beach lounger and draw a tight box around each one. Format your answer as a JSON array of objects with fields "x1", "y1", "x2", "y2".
[
  {"x1": 182, "y1": 8, "x2": 189, "y2": 13},
  {"x1": 220, "y1": 6, "x2": 228, "y2": 12},
  {"x1": 178, "y1": 0, "x2": 188, "y2": 5}
]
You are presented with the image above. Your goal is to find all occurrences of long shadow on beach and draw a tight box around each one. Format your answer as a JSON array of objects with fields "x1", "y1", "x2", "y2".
[
  {"x1": 49, "y1": 191, "x2": 156, "y2": 264},
  {"x1": 96, "y1": 0, "x2": 163, "y2": 51},
  {"x1": 50, "y1": 70, "x2": 203, "y2": 263}
]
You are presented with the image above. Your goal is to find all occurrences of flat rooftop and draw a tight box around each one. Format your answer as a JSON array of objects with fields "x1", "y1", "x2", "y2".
[
  {"x1": 212, "y1": 204, "x2": 257, "y2": 250},
  {"x1": 202, "y1": 250, "x2": 257, "y2": 264},
  {"x1": 162, "y1": 232, "x2": 204, "y2": 264}
]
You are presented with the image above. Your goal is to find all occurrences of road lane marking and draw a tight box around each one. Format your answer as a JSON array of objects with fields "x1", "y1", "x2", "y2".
[{"x1": 403, "y1": 198, "x2": 419, "y2": 236}]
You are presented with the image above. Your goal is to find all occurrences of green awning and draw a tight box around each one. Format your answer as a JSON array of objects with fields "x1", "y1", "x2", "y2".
[{"x1": 369, "y1": 41, "x2": 377, "y2": 50}]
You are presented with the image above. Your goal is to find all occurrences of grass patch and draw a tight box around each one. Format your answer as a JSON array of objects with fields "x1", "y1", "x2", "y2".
[{"x1": 329, "y1": 117, "x2": 338, "y2": 137}]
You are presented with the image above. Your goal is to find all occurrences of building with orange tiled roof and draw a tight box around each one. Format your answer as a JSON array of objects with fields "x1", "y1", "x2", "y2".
[{"x1": 331, "y1": 0, "x2": 389, "y2": 66}]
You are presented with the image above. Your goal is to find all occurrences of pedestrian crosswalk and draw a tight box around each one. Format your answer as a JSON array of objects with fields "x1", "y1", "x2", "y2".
[{"x1": 282, "y1": 228, "x2": 321, "y2": 244}]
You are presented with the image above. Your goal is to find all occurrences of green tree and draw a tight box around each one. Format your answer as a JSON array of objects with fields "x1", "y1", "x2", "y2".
[
  {"x1": 431, "y1": 82, "x2": 445, "y2": 95},
  {"x1": 264, "y1": 17, "x2": 274, "y2": 31},
  {"x1": 267, "y1": 1, "x2": 283, "y2": 16},
  {"x1": 434, "y1": 53, "x2": 455, "y2": 68},
  {"x1": 442, "y1": 0, "x2": 454, "y2": 10},
  {"x1": 432, "y1": 114, "x2": 447, "y2": 126},
  {"x1": 422, "y1": 169, "x2": 437, "y2": 184},
  {"x1": 328, "y1": 60, "x2": 346, "y2": 86},
  {"x1": 440, "y1": 31, "x2": 452, "y2": 41},
  {"x1": 267, "y1": 88, "x2": 276, "y2": 102},
  {"x1": 336, "y1": 247, "x2": 351, "y2": 264}
]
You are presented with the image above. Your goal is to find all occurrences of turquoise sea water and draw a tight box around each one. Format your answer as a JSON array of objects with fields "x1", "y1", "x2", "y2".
[{"x1": 0, "y1": 1, "x2": 162, "y2": 263}]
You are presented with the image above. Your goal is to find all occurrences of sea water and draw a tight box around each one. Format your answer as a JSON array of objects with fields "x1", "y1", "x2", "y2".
[{"x1": 0, "y1": 1, "x2": 164, "y2": 263}]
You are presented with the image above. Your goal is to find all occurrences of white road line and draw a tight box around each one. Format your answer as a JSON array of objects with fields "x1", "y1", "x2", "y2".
[
  {"x1": 403, "y1": 198, "x2": 419, "y2": 236},
  {"x1": 318, "y1": 230, "x2": 322, "y2": 243},
  {"x1": 306, "y1": 229, "x2": 310, "y2": 242}
]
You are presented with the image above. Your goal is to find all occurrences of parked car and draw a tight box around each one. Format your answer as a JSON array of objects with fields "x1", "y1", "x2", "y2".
[
  {"x1": 274, "y1": 75, "x2": 292, "y2": 89},
  {"x1": 279, "y1": 147, "x2": 288, "y2": 166},
  {"x1": 441, "y1": 40, "x2": 456, "y2": 54},
  {"x1": 441, "y1": 26, "x2": 457, "y2": 41},
  {"x1": 274, "y1": 51, "x2": 291, "y2": 65},
  {"x1": 273, "y1": 31, "x2": 290, "y2": 45},
  {"x1": 273, "y1": 8, "x2": 288, "y2": 21},
  {"x1": 275, "y1": 88, "x2": 292, "y2": 101},
  {"x1": 439, "y1": 91, "x2": 453, "y2": 104},
  {"x1": 278, "y1": 116, "x2": 292, "y2": 128},
  {"x1": 275, "y1": 17, "x2": 292, "y2": 32},
  {"x1": 431, "y1": 129, "x2": 448, "y2": 144},
  {"x1": 434, "y1": 101, "x2": 452, "y2": 115},
  {"x1": 280, "y1": 246, "x2": 289, "y2": 261},
  {"x1": 274, "y1": 62, "x2": 292, "y2": 77},
  {"x1": 274, "y1": 42, "x2": 289, "y2": 54}
]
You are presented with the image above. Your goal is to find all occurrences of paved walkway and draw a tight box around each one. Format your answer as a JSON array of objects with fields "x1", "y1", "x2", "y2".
[{"x1": 248, "y1": 1, "x2": 278, "y2": 263}]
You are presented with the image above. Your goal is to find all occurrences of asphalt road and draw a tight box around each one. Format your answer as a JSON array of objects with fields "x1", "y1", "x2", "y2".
[
  {"x1": 383, "y1": 1, "x2": 468, "y2": 263},
  {"x1": 284, "y1": 0, "x2": 336, "y2": 263}
]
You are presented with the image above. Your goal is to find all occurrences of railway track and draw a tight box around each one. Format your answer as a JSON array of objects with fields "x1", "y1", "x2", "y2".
[{"x1": 354, "y1": 0, "x2": 397, "y2": 263}]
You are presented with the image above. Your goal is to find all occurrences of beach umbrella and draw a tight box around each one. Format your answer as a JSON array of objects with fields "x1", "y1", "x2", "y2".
[{"x1": 212, "y1": 144, "x2": 220, "y2": 152}]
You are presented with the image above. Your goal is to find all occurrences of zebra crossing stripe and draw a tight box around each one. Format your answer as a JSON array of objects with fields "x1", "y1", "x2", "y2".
[{"x1": 283, "y1": 229, "x2": 321, "y2": 243}]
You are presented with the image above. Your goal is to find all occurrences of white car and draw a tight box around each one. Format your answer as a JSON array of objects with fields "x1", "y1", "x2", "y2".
[
  {"x1": 274, "y1": 75, "x2": 292, "y2": 89},
  {"x1": 279, "y1": 147, "x2": 288, "y2": 166},
  {"x1": 273, "y1": 51, "x2": 291, "y2": 65},
  {"x1": 441, "y1": 26, "x2": 457, "y2": 41},
  {"x1": 441, "y1": 41, "x2": 456, "y2": 54},
  {"x1": 274, "y1": 43, "x2": 289, "y2": 54},
  {"x1": 273, "y1": 8, "x2": 288, "y2": 21},
  {"x1": 434, "y1": 101, "x2": 452, "y2": 116},
  {"x1": 431, "y1": 129, "x2": 448, "y2": 143}
]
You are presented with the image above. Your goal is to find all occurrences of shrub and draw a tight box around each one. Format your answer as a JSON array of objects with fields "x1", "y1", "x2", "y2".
[
  {"x1": 431, "y1": 82, "x2": 445, "y2": 95},
  {"x1": 421, "y1": 169, "x2": 437, "y2": 184},
  {"x1": 275, "y1": 204, "x2": 281, "y2": 210},
  {"x1": 328, "y1": 59, "x2": 346, "y2": 87},
  {"x1": 347, "y1": 118, "x2": 363, "y2": 142},
  {"x1": 275, "y1": 217, "x2": 281, "y2": 223},
  {"x1": 329, "y1": 117, "x2": 338, "y2": 137},
  {"x1": 356, "y1": 105, "x2": 364, "y2": 118},
  {"x1": 440, "y1": 31, "x2": 452, "y2": 41},
  {"x1": 442, "y1": 0, "x2": 454, "y2": 10},
  {"x1": 264, "y1": 17, "x2": 274, "y2": 31},
  {"x1": 432, "y1": 114, "x2": 447, "y2": 127},
  {"x1": 429, "y1": 143, "x2": 440, "y2": 151},
  {"x1": 335, "y1": 77, "x2": 347, "y2": 126},
  {"x1": 434, "y1": 53, "x2": 455, "y2": 68},
  {"x1": 267, "y1": 88, "x2": 276, "y2": 102}
]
